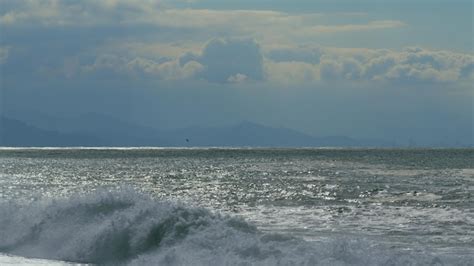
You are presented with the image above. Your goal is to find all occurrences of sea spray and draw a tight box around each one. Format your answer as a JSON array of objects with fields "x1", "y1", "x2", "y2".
[
  {"x1": 0, "y1": 188, "x2": 469, "y2": 265},
  {"x1": 0, "y1": 188, "x2": 235, "y2": 263}
]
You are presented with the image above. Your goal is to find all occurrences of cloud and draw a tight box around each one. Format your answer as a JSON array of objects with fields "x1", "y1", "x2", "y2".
[
  {"x1": 81, "y1": 54, "x2": 203, "y2": 81},
  {"x1": 266, "y1": 46, "x2": 323, "y2": 64},
  {"x1": 196, "y1": 38, "x2": 264, "y2": 83},
  {"x1": 0, "y1": 1, "x2": 406, "y2": 48},
  {"x1": 4, "y1": 35, "x2": 472, "y2": 86},
  {"x1": 319, "y1": 57, "x2": 363, "y2": 80},
  {"x1": 139, "y1": 59, "x2": 203, "y2": 80},
  {"x1": 0, "y1": 1, "x2": 471, "y2": 86},
  {"x1": 266, "y1": 46, "x2": 474, "y2": 84},
  {"x1": 227, "y1": 73, "x2": 248, "y2": 83},
  {"x1": 460, "y1": 62, "x2": 474, "y2": 79},
  {"x1": 0, "y1": 0, "x2": 164, "y2": 26},
  {"x1": 363, "y1": 47, "x2": 473, "y2": 82},
  {"x1": 75, "y1": 38, "x2": 263, "y2": 83},
  {"x1": 0, "y1": 46, "x2": 9, "y2": 64},
  {"x1": 305, "y1": 20, "x2": 406, "y2": 34}
]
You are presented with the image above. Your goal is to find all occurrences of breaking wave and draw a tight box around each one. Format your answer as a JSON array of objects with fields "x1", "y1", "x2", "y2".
[{"x1": 0, "y1": 188, "x2": 470, "y2": 265}]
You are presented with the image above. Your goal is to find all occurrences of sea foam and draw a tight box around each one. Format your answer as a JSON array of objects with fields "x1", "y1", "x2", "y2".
[{"x1": 0, "y1": 188, "x2": 470, "y2": 265}]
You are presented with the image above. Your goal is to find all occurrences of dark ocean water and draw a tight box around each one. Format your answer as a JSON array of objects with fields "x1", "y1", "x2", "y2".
[{"x1": 0, "y1": 148, "x2": 473, "y2": 265}]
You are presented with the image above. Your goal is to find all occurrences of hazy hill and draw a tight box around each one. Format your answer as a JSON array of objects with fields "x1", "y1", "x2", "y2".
[
  {"x1": 167, "y1": 121, "x2": 371, "y2": 147},
  {"x1": 0, "y1": 117, "x2": 100, "y2": 146},
  {"x1": 0, "y1": 114, "x2": 395, "y2": 147}
]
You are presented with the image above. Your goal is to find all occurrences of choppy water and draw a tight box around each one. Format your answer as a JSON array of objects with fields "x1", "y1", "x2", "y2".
[{"x1": 0, "y1": 148, "x2": 473, "y2": 265}]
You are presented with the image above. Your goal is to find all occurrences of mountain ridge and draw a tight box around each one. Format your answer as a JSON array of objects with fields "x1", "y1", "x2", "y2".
[{"x1": 0, "y1": 114, "x2": 408, "y2": 147}]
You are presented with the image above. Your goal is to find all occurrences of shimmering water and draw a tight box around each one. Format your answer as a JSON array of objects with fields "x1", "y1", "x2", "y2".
[{"x1": 0, "y1": 148, "x2": 473, "y2": 265}]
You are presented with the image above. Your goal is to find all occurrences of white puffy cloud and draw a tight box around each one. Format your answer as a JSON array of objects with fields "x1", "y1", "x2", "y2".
[
  {"x1": 126, "y1": 57, "x2": 203, "y2": 80},
  {"x1": 460, "y1": 62, "x2": 474, "y2": 79},
  {"x1": 266, "y1": 46, "x2": 474, "y2": 84},
  {"x1": 319, "y1": 57, "x2": 363, "y2": 80},
  {"x1": 1, "y1": 1, "x2": 471, "y2": 86},
  {"x1": 81, "y1": 54, "x2": 203, "y2": 81},
  {"x1": 227, "y1": 73, "x2": 248, "y2": 83},
  {"x1": 78, "y1": 38, "x2": 263, "y2": 83},
  {"x1": 365, "y1": 47, "x2": 473, "y2": 82},
  {"x1": 21, "y1": 39, "x2": 473, "y2": 86}
]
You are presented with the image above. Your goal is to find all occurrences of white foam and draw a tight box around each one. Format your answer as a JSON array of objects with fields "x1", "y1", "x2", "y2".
[
  {"x1": 0, "y1": 254, "x2": 81, "y2": 265},
  {"x1": 1, "y1": 189, "x2": 471, "y2": 265}
]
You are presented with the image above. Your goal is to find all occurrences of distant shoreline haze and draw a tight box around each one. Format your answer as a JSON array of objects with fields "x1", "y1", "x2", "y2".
[{"x1": 0, "y1": 115, "x2": 471, "y2": 148}]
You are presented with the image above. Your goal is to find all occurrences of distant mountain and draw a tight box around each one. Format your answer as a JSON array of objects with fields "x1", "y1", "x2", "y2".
[
  {"x1": 168, "y1": 121, "x2": 341, "y2": 147},
  {"x1": 0, "y1": 114, "x2": 395, "y2": 147},
  {"x1": 57, "y1": 113, "x2": 170, "y2": 146},
  {"x1": 167, "y1": 121, "x2": 394, "y2": 147},
  {"x1": 4, "y1": 113, "x2": 171, "y2": 146},
  {"x1": 0, "y1": 117, "x2": 100, "y2": 146}
]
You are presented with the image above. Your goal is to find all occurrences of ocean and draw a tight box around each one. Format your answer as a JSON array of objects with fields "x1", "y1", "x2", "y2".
[{"x1": 0, "y1": 148, "x2": 473, "y2": 265}]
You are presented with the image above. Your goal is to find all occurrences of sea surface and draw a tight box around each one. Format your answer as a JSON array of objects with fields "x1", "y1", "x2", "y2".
[{"x1": 0, "y1": 148, "x2": 473, "y2": 265}]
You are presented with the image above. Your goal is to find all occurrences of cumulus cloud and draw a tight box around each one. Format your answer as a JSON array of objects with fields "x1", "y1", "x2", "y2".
[
  {"x1": 460, "y1": 62, "x2": 474, "y2": 79},
  {"x1": 81, "y1": 54, "x2": 203, "y2": 81},
  {"x1": 76, "y1": 38, "x2": 263, "y2": 83},
  {"x1": 364, "y1": 47, "x2": 473, "y2": 82},
  {"x1": 0, "y1": 1, "x2": 471, "y2": 86},
  {"x1": 9, "y1": 37, "x2": 473, "y2": 86},
  {"x1": 227, "y1": 73, "x2": 248, "y2": 83},
  {"x1": 320, "y1": 57, "x2": 363, "y2": 80},
  {"x1": 196, "y1": 38, "x2": 264, "y2": 83},
  {"x1": 265, "y1": 46, "x2": 473, "y2": 84}
]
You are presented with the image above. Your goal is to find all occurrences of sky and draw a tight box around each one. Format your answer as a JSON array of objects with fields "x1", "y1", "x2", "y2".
[{"x1": 0, "y1": 0, "x2": 473, "y2": 145}]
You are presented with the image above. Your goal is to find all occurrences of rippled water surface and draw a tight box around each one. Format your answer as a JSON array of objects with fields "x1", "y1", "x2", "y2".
[{"x1": 0, "y1": 148, "x2": 473, "y2": 265}]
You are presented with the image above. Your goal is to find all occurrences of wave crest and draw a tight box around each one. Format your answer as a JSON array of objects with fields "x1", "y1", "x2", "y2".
[
  {"x1": 0, "y1": 188, "x2": 471, "y2": 265},
  {"x1": 0, "y1": 189, "x2": 252, "y2": 264}
]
